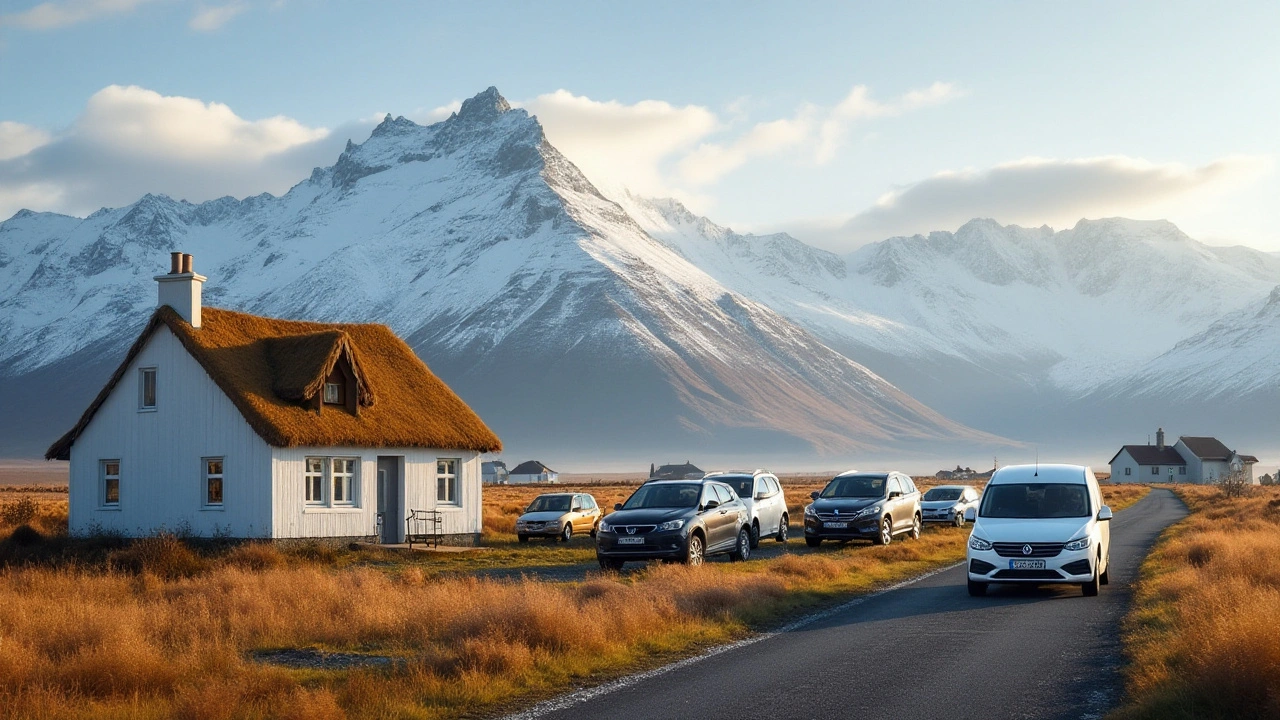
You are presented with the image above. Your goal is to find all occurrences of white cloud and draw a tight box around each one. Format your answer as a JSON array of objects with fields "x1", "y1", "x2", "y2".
[
  {"x1": 677, "y1": 109, "x2": 816, "y2": 186},
  {"x1": 0, "y1": 121, "x2": 52, "y2": 160},
  {"x1": 817, "y1": 82, "x2": 963, "y2": 163},
  {"x1": 812, "y1": 155, "x2": 1271, "y2": 250},
  {"x1": 189, "y1": 1, "x2": 247, "y2": 31},
  {"x1": 0, "y1": 85, "x2": 348, "y2": 219},
  {"x1": 519, "y1": 89, "x2": 717, "y2": 198},
  {"x1": 0, "y1": 0, "x2": 158, "y2": 29}
]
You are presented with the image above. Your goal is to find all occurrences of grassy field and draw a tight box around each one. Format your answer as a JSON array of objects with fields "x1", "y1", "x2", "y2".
[
  {"x1": 1112, "y1": 484, "x2": 1280, "y2": 720},
  {"x1": 0, "y1": 475, "x2": 1150, "y2": 720}
]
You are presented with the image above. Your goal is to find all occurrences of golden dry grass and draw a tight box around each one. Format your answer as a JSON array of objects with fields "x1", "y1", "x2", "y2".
[{"x1": 1112, "y1": 485, "x2": 1280, "y2": 720}]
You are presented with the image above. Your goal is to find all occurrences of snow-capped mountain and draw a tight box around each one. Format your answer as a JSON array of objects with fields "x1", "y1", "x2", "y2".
[
  {"x1": 0, "y1": 88, "x2": 1000, "y2": 461},
  {"x1": 623, "y1": 197, "x2": 1280, "y2": 442}
]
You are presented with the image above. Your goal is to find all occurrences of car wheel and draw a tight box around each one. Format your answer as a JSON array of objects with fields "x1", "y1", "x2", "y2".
[
  {"x1": 730, "y1": 527, "x2": 751, "y2": 561},
  {"x1": 517, "y1": 534, "x2": 529, "y2": 543},
  {"x1": 776, "y1": 515, "x2": 789, "y2": 542},
  {"x1": 805, "y1": 536, "x2": 821, "y2": 548},
  {"x1": 874, "y1": 517, "x2": 893, "y2": 546},
  {"x1": 967, "y1": 579, "x2": 988, "y2": 597},
  {"x1": 749, "y1": 521, "x2": 760, "y2": 549},
  {"x1": 598, "y1": 557, "x2": 624, "y2": 571},
  {"x1": 560, "y1": 523, "x2": 573, "y2": 542},
  {"x1": 683, "y1": 533, "x2": 705, "y2": 566},
  {"x1": 1082, "y1": 554, "x2": 1101, "y2": 596},
  {"x1": 953, "y1": 512, "x2": 965, "y2": 528},
  {"x1": 1100, "y1": 557, "x2": 1110, "y2": 585},
  {"x1": 590, "y1": 523, "x2": 598, "y2": 539},
  {"x1": 909, "y1": 513, "x2": 922, "y2": 540}
]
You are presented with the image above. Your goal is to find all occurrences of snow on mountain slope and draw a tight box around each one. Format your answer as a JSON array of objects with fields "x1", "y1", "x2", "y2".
[
  {"x1": 0, "y1": 88, "x2": 998, "y2": 459},
  {"x1": 622, "y1": 196, "x2": 1280, "y2": 399}
]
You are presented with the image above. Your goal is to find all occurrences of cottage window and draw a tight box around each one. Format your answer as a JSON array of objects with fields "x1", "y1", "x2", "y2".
[
  {"x1": 139, "y1": 367, "x2": 157, "y2": 410},
  {"x1": 305, "y1": 457, "x2": 325, "y2": 505},
  {"x1": 1124, "y1": 467, "x2": 1131, "y2": 476},
  {"x1": 332, "y1": 458, "x2": 356, "y2": 505},
  {"x1": 436, "y1": 459, "x2": 459, "y2": 505},
  {"x1": 204, "y1": 458, "x2": 224, "y2": 507},
  {"x1": 323, "y1": 381, "x2": 342, "y2": 404},
  {"x1": 101, "y1": 460, "x2": 120, "y2": 507},
  {"x1": 1151, "y1": 466, "x2": 1159, "y2": 475}
]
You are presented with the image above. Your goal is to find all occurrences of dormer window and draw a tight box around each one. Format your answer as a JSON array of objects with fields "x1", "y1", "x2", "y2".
[{"x1": 323, "y1": 381, "x2": 343, "y2": 404}]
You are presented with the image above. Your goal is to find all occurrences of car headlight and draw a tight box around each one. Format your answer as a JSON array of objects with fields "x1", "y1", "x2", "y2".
[
  {"x1": 1064, "y1": 536, "x2": 1091, "y2": 552},
  {"x1": 855, "y1": 505, "x2": 881, "y2": 517},
  {"x1": 804, "y1": 504, "x2": 817, "y2": 517},
  {"x1": 598, "y1": 521, "x2": 612, "y2": 533},
  {"x1": 968, "y1": 535, "x2": 992, "y2": 551},
  {"x1": 656, "y1": 519, "x2": 685, "y2": 531}
]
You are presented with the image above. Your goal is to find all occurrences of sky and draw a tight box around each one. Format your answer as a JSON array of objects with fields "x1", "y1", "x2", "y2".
[{"x1": 0, "y1": 0, "x2": 1277, "y2": 252}]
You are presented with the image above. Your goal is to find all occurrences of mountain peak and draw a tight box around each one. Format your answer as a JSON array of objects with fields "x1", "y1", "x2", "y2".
[{"x1": 456, "y1": 86, "x2": 512, "y2": 122}]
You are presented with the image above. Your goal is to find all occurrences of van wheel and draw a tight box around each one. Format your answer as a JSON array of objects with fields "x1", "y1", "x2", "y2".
[
  {"x1": 749, "y1": 521, "x2": 760, "y2": 549},
  {"x1": 909, "y1": 513, "x2": 922, "y2": 540},
  {"x1": 1100, "y1": 558, "x2": 1110, "y2": 585},
  {"x1": 875, "y1": 517, "x2": 893, "y2": 546},
  {"x1": 776, "y1": 515, "x2": 789, "y2": 542},
  {"x1": 805, "y1": 536, "x2": 821, "y2": 548},
  {"x1": 967, "y1": 579, "x2": 988, "y2": 597}
]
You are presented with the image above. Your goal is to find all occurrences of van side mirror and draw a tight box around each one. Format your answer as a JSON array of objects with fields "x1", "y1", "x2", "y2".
[
  {"x1": 614, "y1": 503, "x2": 623, "y2": 511},
  {"x1": 810, "y1": 491, "x2": 820, "y2": 501},
  {"x1": 1097, "y1": 506, "x2": 1113, "y2": 521}
]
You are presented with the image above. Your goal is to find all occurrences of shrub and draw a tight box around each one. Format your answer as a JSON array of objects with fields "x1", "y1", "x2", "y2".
[
  {"x1": 113, "y1": 534, "x2": 207, "y2": 579},
  {"x1": 2, "y1": 497, "x2": 38, "y2": 526},
  {"x1": 9, "y1": 524, "x2": 44, "y2": 546}
]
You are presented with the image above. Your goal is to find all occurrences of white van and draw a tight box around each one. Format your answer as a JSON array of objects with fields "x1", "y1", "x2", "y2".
[{"x1": 965, "y1": 464, "x2": 1112, "y2": 597}]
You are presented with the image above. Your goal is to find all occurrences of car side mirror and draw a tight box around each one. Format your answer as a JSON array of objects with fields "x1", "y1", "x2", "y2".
[
  {"x1": 754, "y1": 492, "x2": 766, "y2": 501},
  {"x1": 614, "y1": 503, "x2": 623, "y2": 511},
  {"x1": 810, "y1": 491, "x2": 821, "y2": 501},
  {"x1": 888, "y1": 491, "x2": 902, "y2": 499},
  {"x1": 1097, "y1": 505, "x2": 1113, "y2": 522},
  {"x1": 703, "y1": 500, "x2": 720, "y2": 511}
]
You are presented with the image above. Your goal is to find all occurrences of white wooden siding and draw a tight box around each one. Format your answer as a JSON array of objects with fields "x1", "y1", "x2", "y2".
[
  {"x1": 271, "y1": 447, "x2": 481, "y2": 539},
  {"x1": 68, "y1": 326, "x2": 274, "y2": 537}
]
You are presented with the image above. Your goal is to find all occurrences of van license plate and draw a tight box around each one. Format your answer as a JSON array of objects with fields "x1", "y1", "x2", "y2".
[
  {"x1": 823, "y1": 521, "x2": 849, "y2": 529},
  {"x1": 1010, "y1": 559, "x2": 1046, "y2": 570},
  {"x1": 617, "y1": 537, "x2": 644, "y2": 545}
]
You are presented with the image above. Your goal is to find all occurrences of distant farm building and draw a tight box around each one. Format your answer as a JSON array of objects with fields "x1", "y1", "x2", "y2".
[
  {"x1": 649, "y1": 461, "x2": 704, "y2": 480},
  {"x1": 482, "y1": 460, "x2": 509, "y2": 484},
  {"x1": 1109, "y1": 428, "x2": 1257, "y2": 484},
  {"x1": 508, "y1": 460, "x2": 558, "y2": 484},
  {"x1": 47, "y1": 252, "x2": 501, "y2": 543}
]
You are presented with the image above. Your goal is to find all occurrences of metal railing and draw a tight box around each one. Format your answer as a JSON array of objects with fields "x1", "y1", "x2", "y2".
[{"x1": 405, "y1": 509, "x2": 444, "y2": 549}]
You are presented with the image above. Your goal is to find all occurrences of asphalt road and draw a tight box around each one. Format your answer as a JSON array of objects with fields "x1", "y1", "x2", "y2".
[{"x1": 508, "y1": 488, "x2": 1187, "y2": 720}]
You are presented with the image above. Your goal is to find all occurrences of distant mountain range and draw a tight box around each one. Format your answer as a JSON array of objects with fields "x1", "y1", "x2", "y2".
[{"x1": 2, "y1": 87, "x2": 1276, "y2": 463}]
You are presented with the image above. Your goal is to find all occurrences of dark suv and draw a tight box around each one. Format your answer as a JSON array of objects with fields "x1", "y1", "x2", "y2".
[
  {"x1": 596, "y1": 479, "x2": 751, "y2": 569},
  {"x1": 803, "y1": 471, "x2": 922, "y2": 546}
]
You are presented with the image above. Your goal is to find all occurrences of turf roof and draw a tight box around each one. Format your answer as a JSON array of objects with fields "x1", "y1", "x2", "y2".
[{"x1": 46, "y1": 306, "x2": 501, "y2": 459}]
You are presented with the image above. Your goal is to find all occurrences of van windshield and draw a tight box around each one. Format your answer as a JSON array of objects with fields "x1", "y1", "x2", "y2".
[{"x1": 979, "y1": 483, "x2": 1090, "y2": 519}]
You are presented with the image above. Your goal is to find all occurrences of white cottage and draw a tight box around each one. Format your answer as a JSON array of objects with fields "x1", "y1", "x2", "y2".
[
  {"x1": 1109, "y1": 428, "x2": 1257, "y2": 485},
  {"x1": 507, "y1": 460, "x2": 558, "y2": 484},
  {"x1": 46, "y1": 253, "x2": 502, "y2": 543}
]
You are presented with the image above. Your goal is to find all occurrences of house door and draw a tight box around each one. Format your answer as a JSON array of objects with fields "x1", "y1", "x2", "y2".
[{"x1": 377, "y1": 456, "x2": 402, "y2": 543}]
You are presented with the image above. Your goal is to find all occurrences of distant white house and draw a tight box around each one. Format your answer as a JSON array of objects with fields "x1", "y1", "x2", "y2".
[
  {"x1": 508, "y1": 460, "x2": 558, "y2": 484},
  {"x1": 1109, "y1": 428, "x2": 1257, "y2": 484},
  {"x1": 482, "y1": 460, "x2": 509, "y2": 484},
  {"x1": 47, "y1": 252, "x2": 502, "y2": 543}
]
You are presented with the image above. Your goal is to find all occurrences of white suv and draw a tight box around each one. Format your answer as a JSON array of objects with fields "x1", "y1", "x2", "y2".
[
  {"x1": 705, "y1": 470, "x2": 789, "y2": 547},
  {"x1": 966, "y1": 464, "x2": 1112, "y2": 597}
]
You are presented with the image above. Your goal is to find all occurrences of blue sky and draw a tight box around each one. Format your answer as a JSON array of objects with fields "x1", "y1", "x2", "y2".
[{"x1": 1, "y1": 0, "x2": 1276, "y2": 250}]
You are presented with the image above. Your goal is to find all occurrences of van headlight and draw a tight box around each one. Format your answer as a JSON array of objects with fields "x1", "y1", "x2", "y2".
[
  {"x1": 1064, "y1": 536, "x2": 1091, "y2": 552},
  {"x1": 656, "y1": 519, "x2": 685, "y2": 531},
  {"x1": 968, "y1": 535, "x2": 992, "y2": 551}
]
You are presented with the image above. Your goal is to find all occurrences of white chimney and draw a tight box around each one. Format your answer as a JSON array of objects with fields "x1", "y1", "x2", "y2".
[{"x1": 154, "y1": 252, "x2": 206, "y2": 328}]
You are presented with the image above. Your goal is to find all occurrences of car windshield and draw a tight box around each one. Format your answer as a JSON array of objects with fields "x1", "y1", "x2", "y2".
[
  {"x1": 622, "y1": 483, "x2": 701, "y2": 509},
  {"x1": 526, "y1": 496, "x2": 571, "y2": 513},
  {"x1": 820, "y1": 475, "x2": 885, "y2": 498},
  {"x1": 923, "y1": 488, "x2": 963, "y2": 501},
  {"x1": 724, "y1": 477, "x2": 753, "y2": 499},
  {"x1": 979, "y1": 483, "x2": 1090, "y2": 519}
]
